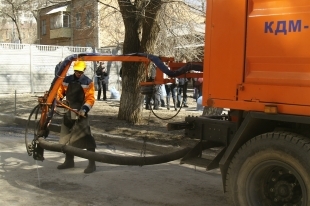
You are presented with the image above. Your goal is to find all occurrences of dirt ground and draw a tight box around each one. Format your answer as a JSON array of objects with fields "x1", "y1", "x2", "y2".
[
  {"x1": 0, "y1": 89, "x2": 231, "y2": 206},
  {"x1": 0, "y1": 125, "x2": 229, "y2": 206},
  {"x1": 0, "y1": 88, "x2": 204, "y2": 147}
]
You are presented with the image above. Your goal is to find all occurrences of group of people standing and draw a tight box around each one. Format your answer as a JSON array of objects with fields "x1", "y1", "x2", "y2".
[
  {"x1": 165, "y1": 77, "x2": 189, "y2": 110},
  {"x1": 145, "y1": 58, "x2": 203, "y2": 111},
  {"x1": 145, "y1": 77, "x2": 191, "y2": 111}
]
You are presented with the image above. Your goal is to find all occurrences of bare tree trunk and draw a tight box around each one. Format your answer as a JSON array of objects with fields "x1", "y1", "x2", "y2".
[
  {"x1": 117, "y1": 0, "x2": 163, "y2": 124},
  {"x1": 14, "y1": 21, "x2": 22, "y2": 44},
  {"x1": 118, "y1": 62, "x2": 147, "y2": 123}
]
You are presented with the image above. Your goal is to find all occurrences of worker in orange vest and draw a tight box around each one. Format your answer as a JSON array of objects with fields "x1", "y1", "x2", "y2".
[{"x1": 56, "y1": 61, "x2": 97, "y2": 173}]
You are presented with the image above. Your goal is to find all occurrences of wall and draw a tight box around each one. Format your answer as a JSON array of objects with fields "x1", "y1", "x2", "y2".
[{"x1": 0, "y1": 43, "x2": 122, "y2": 94}]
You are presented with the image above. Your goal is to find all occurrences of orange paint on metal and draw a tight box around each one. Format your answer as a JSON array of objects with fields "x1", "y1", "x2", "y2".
[{"x1": 202, "y1": 0, "x2": 310, "y2": 117}]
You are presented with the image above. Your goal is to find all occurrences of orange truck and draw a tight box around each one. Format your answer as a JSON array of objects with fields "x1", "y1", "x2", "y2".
[
  {"x1": 173, "y1": 0, "x2": 310, "y2": 205},
  {"x1": 26, "y1": 0, "x2": 310, "y2": 205}
]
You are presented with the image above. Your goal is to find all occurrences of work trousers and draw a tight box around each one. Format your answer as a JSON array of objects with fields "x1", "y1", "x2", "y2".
[{"x1": 97, "y1": 78, "x2": 107, "y2": 100}]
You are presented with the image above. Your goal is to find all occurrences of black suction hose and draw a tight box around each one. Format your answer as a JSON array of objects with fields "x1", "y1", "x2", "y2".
[
  {"x1": 38, "y1": 137, "x2": 191, "y2": 166},
  {"x1": 25, "y1": 104, "x2": 40, "y2": 156}
]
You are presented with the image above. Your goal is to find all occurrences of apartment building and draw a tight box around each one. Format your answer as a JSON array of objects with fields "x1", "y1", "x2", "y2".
[{"x1": 38, "y1": 0, "x2": 123, "y2": 48}]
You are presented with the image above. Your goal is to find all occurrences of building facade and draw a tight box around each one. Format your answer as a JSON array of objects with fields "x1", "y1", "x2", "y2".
[{"x1": 38, "y1": 0, "x2": 123, "y2": 48}]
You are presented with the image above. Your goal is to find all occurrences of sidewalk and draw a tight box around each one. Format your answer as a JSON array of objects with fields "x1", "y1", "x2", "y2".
[
  {"x1": 0, "y1": 88, "x2": 202, "y2": 154},
  {"x1": 0, "y1": 113, "x2": 197, "y2": 156}
]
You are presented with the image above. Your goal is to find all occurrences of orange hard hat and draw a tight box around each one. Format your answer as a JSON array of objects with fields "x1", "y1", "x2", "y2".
[{"x1": 73, "y1": 61, "x2": 86, "y2": 72}]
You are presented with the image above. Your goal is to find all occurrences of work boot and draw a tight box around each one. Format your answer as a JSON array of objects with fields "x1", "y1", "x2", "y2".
[
  {"x1": 57, "y1": 154, "x2": 74, "y2": 169},
  {"x1": 84, "y1": 148, "x2": 96, "y2": 174},
  {"x1": 166, "y1": 97, "x2": 170, "y2": 110},
  {"x1": 84, "y1": 160, "x2": 96, "y2": 174},
  {"x1": 183, "y1": 102, "x2": 189, "y2": 108}
]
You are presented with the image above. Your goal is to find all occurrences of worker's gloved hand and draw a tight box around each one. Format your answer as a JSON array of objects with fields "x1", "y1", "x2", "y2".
[{"x1": 78, "y1": 105, "x2": 90, "y2": 117}]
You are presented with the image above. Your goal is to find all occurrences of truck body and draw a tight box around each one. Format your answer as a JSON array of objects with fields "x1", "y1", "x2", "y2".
[
  {"x1": 172, "y1": 0, "x2": 310, "y2": 205},
  {"x1": 204, "y1": 0, "x2": 310, "y2": 115}
]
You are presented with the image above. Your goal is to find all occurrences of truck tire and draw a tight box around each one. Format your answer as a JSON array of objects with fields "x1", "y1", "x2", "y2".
[{"x1": 225, "y1": 132, "x2": 310, "y2": 206}]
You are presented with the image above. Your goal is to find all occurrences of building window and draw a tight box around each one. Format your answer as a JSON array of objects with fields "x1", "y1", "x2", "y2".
[
  {"x1": 50, "y1": 13, "x2": 70, "y2": 29},
  {"x1": 41, "y1": 20, "x2": 46, "y2": 35},
  {"x1": 63, "y1": 14, "x2": 70, "y2": 27},
  {"x1": 86, "y1": 12, "x2": 92, "y2": 27},
  {"x1": 50, "y1": 15, "x2": 62, "y2": 29},
  {"x1": 76, "y1": 13, "x2": 81, "y2": 29}
]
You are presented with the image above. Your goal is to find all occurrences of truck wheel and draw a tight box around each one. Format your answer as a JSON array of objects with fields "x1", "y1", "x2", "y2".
[{"x1": 226, "y1": 132, "x2": 310, "y2": 206}]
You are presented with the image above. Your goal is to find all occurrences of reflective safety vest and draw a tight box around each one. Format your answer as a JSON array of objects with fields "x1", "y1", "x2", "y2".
[{"x1": 57, "y1": 74, "x2": 95, "y2": 110}]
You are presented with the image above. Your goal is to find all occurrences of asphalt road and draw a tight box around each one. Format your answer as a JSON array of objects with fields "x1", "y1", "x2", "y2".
[{"x1": 0, "y1": 122, "x2": 229, "y2": 206}]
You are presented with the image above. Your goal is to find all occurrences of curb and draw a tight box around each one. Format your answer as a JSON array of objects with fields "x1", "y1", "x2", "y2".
[{"x1": 0, "y1": 113, "x2": 183, "y2": 154}]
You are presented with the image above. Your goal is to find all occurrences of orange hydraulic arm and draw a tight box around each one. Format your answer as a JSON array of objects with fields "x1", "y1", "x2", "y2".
[{"x1": 37, "y1": 53, "x2": 203, "y2": 138}]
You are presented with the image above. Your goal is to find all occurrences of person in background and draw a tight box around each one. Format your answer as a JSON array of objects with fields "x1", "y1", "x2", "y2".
[
  {"x1": 177, "y1": 58, "x2": 189, "y2": 107},
  {"x1": 165, "y1": 82, "x2": 177, "y2": 110},
  {"x1": 194, "y1": 77, "x2": 203, "y2": 100},
  {"x1": 96, "y1": 62, "x2": 108, "y2": 101},
  {"x1": 56, "y1": 60, "x2": 97, "y2": 174},
  {"x1": 145, "y1": 63, "x2": 160, "y2": 110},
  {"x1": 191, "y1": 70, "x2": 203, "y2": 101},
  {"x1": 176, "y1": 77, "x2": 188, "y2": 107},
  {"x1": 192, "y1": 77, "x2": 198, "y2": 100},
  {"x1": 159, "y1": 85, "x2": 166, "y2": 108},
  {"x1": 164, "y1": 63, "x2": 177, "y2": 110}
]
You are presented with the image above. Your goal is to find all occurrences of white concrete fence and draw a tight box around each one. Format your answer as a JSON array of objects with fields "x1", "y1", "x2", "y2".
[{"x1": 0, "y1": 43, "x2": 122, "y2": 94}]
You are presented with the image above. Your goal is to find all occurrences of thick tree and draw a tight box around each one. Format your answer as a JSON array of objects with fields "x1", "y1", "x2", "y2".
[
  {"x1": 117, "y1": 0, "x2": 163, "y2": 124},
  {"x1": 97, "y1": 0, "x2": 205, "y2": 124}
]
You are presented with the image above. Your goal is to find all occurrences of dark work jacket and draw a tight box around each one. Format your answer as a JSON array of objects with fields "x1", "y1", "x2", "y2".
[{"x1": 58, "y1": 78, "x2": 96, "y2": 149}]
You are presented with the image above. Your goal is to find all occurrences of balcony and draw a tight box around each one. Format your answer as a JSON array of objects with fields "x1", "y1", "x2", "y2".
[{"x1": 50, "y1": 27, "x2": 71, "y2": 39}]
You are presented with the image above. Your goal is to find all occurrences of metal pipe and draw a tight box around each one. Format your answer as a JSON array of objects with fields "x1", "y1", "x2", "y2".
[
  {"x1": 37, "y1": 137, "x2": 191, "y2": 166},
  {"x1": 56, "y1": 100, "x2": 85, "y2": 118}
]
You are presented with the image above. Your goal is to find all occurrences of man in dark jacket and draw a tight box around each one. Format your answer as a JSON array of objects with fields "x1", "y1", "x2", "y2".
[
  {"x1": 177, "y1": 78, "x2": 189, "y2": 107},
  {"x1": 96, "y1": 62, "x2": 108, "y2": 101},
  {"x1": 145, "y1": 64, "x2": 160, "y2": 110},
  {"x1": 56, "y1": 61, "x2": 97, "y2": 174},
  {"x1": 177, "y1": 58, "x2": 189, "y2": 107}
]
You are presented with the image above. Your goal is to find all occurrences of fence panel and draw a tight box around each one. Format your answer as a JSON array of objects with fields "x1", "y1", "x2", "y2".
[
  {"x1": 0, "y1": 43, "x2": 31, "y2": 93},
  {"x1": 0, "y1": 43, "x2": 121, "y2": 94},
  {"x1": 30, "y1": 45, "x2": 64, "y2": 93}
]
